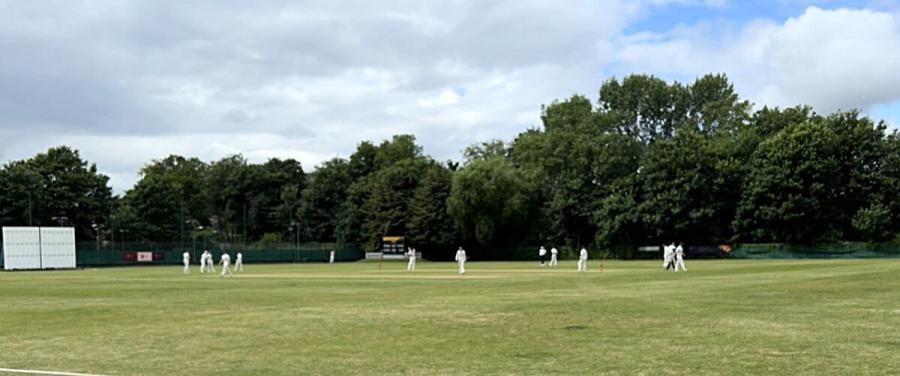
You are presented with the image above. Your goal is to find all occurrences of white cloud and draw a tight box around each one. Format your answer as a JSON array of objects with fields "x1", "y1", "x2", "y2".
[
  {"x1": 417, "y1": 88, "x2": 462, "y2": 108},
  {"x1": 1, "y1": 0, "x2": 644, "y2": 193},
  {"x1": 610, "y1": 6, "x2": 900, "y2": 114},
  {"x1": 3, "y1": 1, "x2": 899, "y2": 195}
]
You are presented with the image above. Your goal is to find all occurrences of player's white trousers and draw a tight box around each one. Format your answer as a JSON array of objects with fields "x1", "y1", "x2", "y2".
[
  {"x1": 674, "y1": 257, "x2": 686, "y2": 271},
  {"x1": 458, "y1": 260, "x2": 466, "y2": 275},
  {"x1": 577, "y1": 259, "x2": 586, "y2": 272},
  {"x1": 235, "y1": 260, "x2": 243, "y2": 272},
  {"x1": 199, "y1": 260, "x2": 206, "y2": 273},
  {"x1": 221, "y1": 262, "x2": 232, "y2": 277},
  {"x1": 549, "y1": 255, "x2": 557, "y2": 266},
  {"x1": 407, "y1": 258, "x2": 416, "y2": 271},
  {"x1": 183, "y1": 261, "x2": 190, "y2": 274}
]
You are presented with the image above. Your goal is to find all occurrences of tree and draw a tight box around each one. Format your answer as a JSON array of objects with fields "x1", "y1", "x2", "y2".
[
  {"x1": 299, "y1": 158, "x2": 351, "y2": 242},
  {"x1": 241, "y1": 158, "x2": 305, "y2": 240},
  {"x1": 598, "y1": 75, "x2": 689, "y2": 144},
  {"x1": 686, "y1": 74, "x2": 751, "y2": 134},
  {"x1": 374, "y1": 134, "x2": 422, "y2": 170},
  {"x1": 407, "y1": 163, "x2": 457, "y2": 247},
  {"x1": 0, "y1": 146, "x2": 113, "y2": 240},
  {"x1": 205, "y1": 155, "x2": 249, "y2": 242},
  {"x1": 734, "y1": 121, "x2": 842, "y2": 243},
  {"x1": 116, "y1": 175, "x2": 181, "y2": 241},
  {"x1": 448, "y1": 156, "x2": 536, "y2": 245},
  {"x1": 541, "y1": 95, "x2": 599, "y2": 134},
  {"x1": 359, "y1": 158, "x2": 430, "y2": 250},
  {"x1": 463, "y1": 140, "x2": 507, "y2": 163},
  {"x1": 633, "y1": 129, "x2": 726, "y2": 244},
  {"x1": 117, "y1": 155, "x2": 210, "y2": 242}
]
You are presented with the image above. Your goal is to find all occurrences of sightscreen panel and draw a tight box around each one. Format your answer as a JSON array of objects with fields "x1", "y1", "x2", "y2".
[
  {"x1": 39, "y1": 227, "x2": 76, "y2": 269},
  {"x1": 2, "y1": 227, "x2": 42, "y2": 270}
]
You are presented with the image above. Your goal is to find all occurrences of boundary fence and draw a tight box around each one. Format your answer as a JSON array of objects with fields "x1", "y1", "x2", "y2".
[
  {"x1": 730, "y1": 243, "x2": 900, "y2": 259},
  {"x1": 1, "y1": 240, "x2": 365, "y2": 268},
  {"x1": 5, "y1": 241, "x2": 900, "y2": 268}
]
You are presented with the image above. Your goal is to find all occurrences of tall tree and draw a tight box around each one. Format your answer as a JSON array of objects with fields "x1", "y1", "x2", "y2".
[
  {"x1": 598, "y1": 74, "x2": 689, "y2": 144},
  {"x1": 0, "y1": 146, "x2": 113, "y2": 240},
  {"x1": 299, "y1": 158, "x2": 351, "y2": 242},
  {"x1": 407, "y1": 163, "x2": 457, "y2": 247},
  {"x1": 448, "y1": 156, "x2": 537, "y2": 245},
  {"x1": 360, "y1": 158, "x2": 430, "y2": 250}
]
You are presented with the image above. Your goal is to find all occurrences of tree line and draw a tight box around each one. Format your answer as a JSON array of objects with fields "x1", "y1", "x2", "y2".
[{"x1": 2, "y1": 74, "x2": 899, "y2": 256}]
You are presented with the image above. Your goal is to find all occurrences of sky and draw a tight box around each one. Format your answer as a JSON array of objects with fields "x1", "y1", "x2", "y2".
[{"x1": 2, "y1": 0, "x2": 900, "y2": 193}]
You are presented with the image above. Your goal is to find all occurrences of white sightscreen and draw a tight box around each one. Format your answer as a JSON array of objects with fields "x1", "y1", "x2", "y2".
[
  {"x1": 39, "y1": 227, "x2": 76, "y2": 269},
  {"x1": 2, "y1": 227, "x2": 42, "y2": 270}
]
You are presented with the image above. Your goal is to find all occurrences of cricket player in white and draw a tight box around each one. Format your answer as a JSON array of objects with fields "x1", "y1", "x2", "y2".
[
  {"x1": 407, "y1": 247, "x2": 416, "y2": 271},
  {"x1": 539, "y1": 246, "x2": 547, "y2": 267},
  {"x1": 674, "y1": 243, "x2": 687, "y2": 272},
  {"x1": 206, "y1": 251, "x2": 216, "y2": 273},
  {"x1": 234, "y1": 252, "x2": 243, "y2": 272},
  {"x1": 219, "y1": 252, "x2": 233, "y2": 278},
  {"x1": 663, "y1": 244, "x2": 674, "y2": 271},
  {"x1": 455, "y1": 247, "x2": 467, "y2": 275},
  {"x1": 549, "y1": 247, "x2": 558, "y2": 266},
  {"x1": 329, "y1": 250, "x2": 335, "y2": 264},
  {"x1": 183, "y1": 251, "x2": 191, "y2": 274},
  {"x1": 199, "y1": 250, "x2": 207, "y2": 273},
  {"x1": 577, "y1": 247, "x2": 588, "y2": 272}
]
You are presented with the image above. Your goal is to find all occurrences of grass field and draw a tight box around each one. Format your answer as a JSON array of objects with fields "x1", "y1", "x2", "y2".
[{"x1": 1, "y1": 259, "x2": 899, "y2": 375}]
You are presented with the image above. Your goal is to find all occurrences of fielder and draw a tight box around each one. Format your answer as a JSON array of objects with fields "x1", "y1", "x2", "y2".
[
  {"x1": 549, "y1": 247, "x2": 558, "y2": 266},
  {"x1": 183, "y1": 251, "x2": 190, "y2": 274},
  {"x1": 206, "y1": 251, "x2": 216, "y2": 273},
  {"x1": 199, "y1": 250, "x2": 207, "y2": 273},
  {"x1": 538, "y1": 246, "x2": 547, "y2": 267},
  {"x1": 329, "y1": 250, "x2": 335, "y2": 264},
  {"x1": 407, "y1": 247, "x2": 416, "y2": 271},
  {"x1": 577, "y1": 247, "x2": 588, "y2": 272},
  {"x1": 234, "y1": 252, "x2": 243, "y2": 272},
  {"x1": 455, "y1": 247, "x2": 467, "y2": 275},
  {"x1": 663, "y1": 243, "x2": 675, "y2": 271},
  {"x1": 674, "y1": 243, "x2": 687, "y2": 272},
  {"x1": 219, "y1": 252, "x2": 233, "y2": 278}
]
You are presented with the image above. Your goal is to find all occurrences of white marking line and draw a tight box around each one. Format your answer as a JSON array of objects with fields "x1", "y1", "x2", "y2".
[{"x1": 0, "y1": 368, "x2": 108, "y2": 376}]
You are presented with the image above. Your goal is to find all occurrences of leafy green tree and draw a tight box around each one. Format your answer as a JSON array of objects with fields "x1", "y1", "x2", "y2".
[
  {"x1": 541, "y1": 95, "x2": 598, "y2": 133},
  {"x1": 241, "y1": 158, "x2": 305, "y2": 240},
  {"x1": 633, "y1": 129, "x2": 726, "y2": 243},
  {"x1": 299, "y1": 158, "x2": 351, "y2": 242},
  {"x1": 598, "y1": 75, "x2": 689, "y2": 144},
  {"x1": 734, "y1": 121, "x2": 842, "y2": 243},
  {"x1": 337, "y1": 135, "x2": 429, "y2": 247},
  {"x1": 0, "y1": 146, "x2": 113, "y2": 240},
  {"x1": 349, "y1": 141, "x2": 378, "y2": 180},
  {"x1": 116, "y1": 175, "x2": 181, "y2": 241},
  {"x1": 359, "y1": 159, "x2": 430, "y2": 250},
  {"x1": 852, "y1": 203, "x2": 893, "y2": 241},
  {"x1": 510, "y1": 97, "x2": 639, "y2": 247},
  {"x1": 406, "y1": 163, "x2": 457, "y2": 247},
  {"x1": 117, "y1": 155, "x2": 210, "y2": 242},
  {"x1": 463, "y1": 140, "x2": 507, "y2": 163},
  {"x1": 686, "y1": 74, "x2": 751, "y2": 134},
  {"x1": 448, "y1": 156, "x2": 536, "y2": 245},
  {"x1": 205, "y1": 155, "x2": 249, "y2": 241},
  {"x1": 374, "y1": 134, "x2": 422, "y2": 170}
]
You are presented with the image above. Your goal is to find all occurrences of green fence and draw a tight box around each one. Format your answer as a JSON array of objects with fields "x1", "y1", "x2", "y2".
[
  {"x1": 731, "y1": 243, "x2": 900, "y2": 259},
  {"x1": 6, "y1": 241, "x2": 900, "y2": 268},
  {"x1": 73, "y1": 241, "x2": 364, "y2": 267}
]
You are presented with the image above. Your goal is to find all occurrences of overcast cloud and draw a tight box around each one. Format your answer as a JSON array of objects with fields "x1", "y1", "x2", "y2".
[{"x1": 1, "y1": 1, "x2": 899, "y2": 193}]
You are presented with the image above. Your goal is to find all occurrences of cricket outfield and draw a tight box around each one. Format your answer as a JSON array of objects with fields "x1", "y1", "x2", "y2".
[{"x1": 1, "y1": 260, "x2": 898, "y2": 375}]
